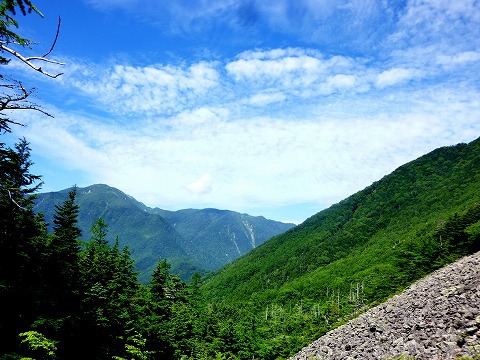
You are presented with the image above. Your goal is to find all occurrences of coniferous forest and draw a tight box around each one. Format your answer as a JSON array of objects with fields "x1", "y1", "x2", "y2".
[{"x1": 2, "y1": 1, "x2": 480, "y2": 359}]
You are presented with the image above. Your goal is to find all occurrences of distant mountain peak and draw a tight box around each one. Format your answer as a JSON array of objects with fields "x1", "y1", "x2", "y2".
[{"x1": 34, "y1": 184, "x2": 294, "y2": 282}]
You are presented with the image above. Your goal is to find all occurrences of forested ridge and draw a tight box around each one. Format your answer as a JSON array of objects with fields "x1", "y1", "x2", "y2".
[
  {"x1": 200, "y1": 136, "x2": 480, "y2": 358},
  {"x1": 204, "y1": 138, "x2": 480, "y2": 301},
  {"x1": 33, "y1": 184, "x2": 294, "y2": 284}
]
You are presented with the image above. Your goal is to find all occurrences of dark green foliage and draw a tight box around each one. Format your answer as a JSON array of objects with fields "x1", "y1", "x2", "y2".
[
  {"x1": 30, "y1": 187, "x2": 83, "y2": 358},
  {"x1": 0, "y1": 139, "x2": 46, "y2": 355},
  {"x1": 396, "y1": 203, "x2": 480, "y2": 283},
  {"x1": 49, "y1": 187, "x2": 82, "y2": 297},
  {"x1": 75, "y1": 219, "x2": 140, "y2": 359}
]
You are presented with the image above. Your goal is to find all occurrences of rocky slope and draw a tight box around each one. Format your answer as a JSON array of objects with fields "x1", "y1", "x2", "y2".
[{"x1": 291, "y1": 251, "x2": 480, "y2": 359}]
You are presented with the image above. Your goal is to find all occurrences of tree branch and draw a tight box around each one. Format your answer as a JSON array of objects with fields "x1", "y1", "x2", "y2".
[
  {"x1": 0, "y1": 42, "x2": 64, "y2": 78},
  {"x1": 6, "y1": 188, "x2": 27, "y2": 210},
  {"x1": 0, "y1": 78, "x2": 53, "y2": 132},
  {"x1": 42, "y1": 16, "x2": 61, "y2": 58}
]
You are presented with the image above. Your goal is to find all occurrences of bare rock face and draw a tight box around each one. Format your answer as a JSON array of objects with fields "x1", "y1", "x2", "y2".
[{"x1": 291, "y1": 252, "x2": 480, "y2": 359}]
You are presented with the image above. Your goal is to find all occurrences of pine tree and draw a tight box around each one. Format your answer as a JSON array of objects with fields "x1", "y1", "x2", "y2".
[
  {"x1": 35, "y1": 187, "x2": 83, "y2": 357},
  {"x1": 150, "y1": 259, "x2": 171, "y2": 305},
  {"x1": 142, "y1": 259, "x2": 176, "y2": 357},
  {"x1": 50, "y1": 187, "x2": 82, "y2": 300},
  {"x1": 0, "y1": 139, "x2": 46, "y2": 355},
  {"x1": 77, "y1": 219, "x2": 141, "y2": 359}
]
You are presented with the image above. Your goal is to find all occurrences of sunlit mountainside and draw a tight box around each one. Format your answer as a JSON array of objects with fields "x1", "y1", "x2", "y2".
[
  {"x1": 34, "y1": 184, "x2": 294, "y2": 282},
  {"x1": 199, "y1": 137, "x2": 480, "y2": 357}
]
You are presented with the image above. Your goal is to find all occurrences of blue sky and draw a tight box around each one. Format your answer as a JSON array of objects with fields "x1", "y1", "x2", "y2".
[{"x1": 3, "y1": 0, "x2": 480, "y2": 224}]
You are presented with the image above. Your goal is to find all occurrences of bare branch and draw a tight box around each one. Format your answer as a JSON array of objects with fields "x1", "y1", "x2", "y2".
[
  {"x1": 0, "y1": 6, "x2": 64, "y2": 133},
  {"x1": 6, "y1": 188, "x2": 27, "y2": 210},
  {"x1": 42, "y1": 16, "x2": 61, "y2": 58},
  {"x1": 0, "y1": 42, "x2": 64, "y2": 78},
  {"x1": 0, "y1": 77, "x2": 53, "y2": 132},
  {"x1": 23, "y1": 56, "x2": 65, "y2": 65}
]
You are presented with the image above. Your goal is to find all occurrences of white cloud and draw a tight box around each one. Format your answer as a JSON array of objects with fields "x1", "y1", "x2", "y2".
[
  {"x1": 376, "y1": 68, "x2": 420, "y2": 88},
  {"x1": 388, "y1": 0, "x2": 480, "y2": 50},
  {"x1": 15, "y1": 78, "x2": 480, "y2": 216},
  {"x1": 66, "y1": 61, "x2": 220, "y2": 115},
  {"x1": 226, "y1": 50, "x2": 324, "y2": 86},
  {"x1": 186, "y1": 174, "x2": 214, "y2": 195},
  {"x1": 42, "y1": 31, "x2": 478, "y2": 125},
  {"x1": 436, "y1": 51, "x2": 480, "y2": 68},
  {"x1": 47, "y1": 49, "x2": 369, "y2": 120},
  {"x1": 248, "y1": 92, "x2": 286, "y2": 106},
  {"x1": 226, "y1": 49, "x2": 357, "y2": 89},
  {"x1": 326, "y1": 74, "x2": 356, "y2": 89}
]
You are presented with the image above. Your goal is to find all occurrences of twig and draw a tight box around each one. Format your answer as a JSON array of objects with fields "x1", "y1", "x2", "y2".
[
  {"x1": 6, "y1": 189, "x2": 27, "y2": 210},
  {"x1": 42, "y1": 16, "x2": 61, "y2": 58}
]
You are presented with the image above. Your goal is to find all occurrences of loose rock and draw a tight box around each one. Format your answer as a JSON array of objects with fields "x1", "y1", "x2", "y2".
[{"x1": 290, "y1": 251, "x2": 480, "y2": 359}]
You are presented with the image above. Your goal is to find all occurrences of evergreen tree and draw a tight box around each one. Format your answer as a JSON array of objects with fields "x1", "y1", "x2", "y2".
[
  {"x1": 77, "y1": 219, "x2": 141, "y2": 359},
  {"x1": 0, "y1": 139, "x2": 46, "y2": 355},
  {"x1": 144, "y1": 259, "x2": 176, "y2": 358},
  {"x1": 50, "y1": 187, "x2": 82, "y2": 299},
  {"x1": 36, "y1": 187, "x2": 83, "y2": 357},
  {"x1": 140, "y1": 259, "x2": 208, "y2": 359},
  {"x1": 150, "y1": 259, "x2": 172, "y2": 305}
]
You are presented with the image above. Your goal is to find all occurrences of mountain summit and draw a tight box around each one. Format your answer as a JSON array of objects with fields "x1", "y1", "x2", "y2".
[{"x1": 34, "y1": 184, "x2": 295, "y2": 282}]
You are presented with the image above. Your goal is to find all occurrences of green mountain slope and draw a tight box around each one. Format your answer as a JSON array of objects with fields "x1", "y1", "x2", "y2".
[
  {"x1": 34, "y1": 184, "x2": 294, "y2": 282},
  {"x1": 201, "y1": 137, "x2": 480, "y2": 357},
  {"x1": 156, "y1": 208, "x2": 295, "y2": 270},
  {"x1": 34, "y1": 184, "x2": 196, "y2": 282}
]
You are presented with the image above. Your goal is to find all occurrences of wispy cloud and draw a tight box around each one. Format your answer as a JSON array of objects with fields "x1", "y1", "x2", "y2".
[
  {"x1": 83, "y1": 0, "x2": 480, "y2": 59},
  {"x1": 55, "y1": 36, "x2": 479, "y2": 121},
  {"x1": 376, "y1": 68, "x2": 422, "y2": 88},
  {"x1": 83, "y1": 0, "x2": 402, "y2": 51},
  {"x1": 57, "y1": 48, "x2": 369, "y2": 118},
  {"x1": 64, "y1": 61, "x2": 220, "y2": 115},
  {"x1": 14, "y1": 77, "x2": 480, "y2": 216}
]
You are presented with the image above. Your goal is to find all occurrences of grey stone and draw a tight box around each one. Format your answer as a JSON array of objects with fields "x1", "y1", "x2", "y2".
[{"x1": 290, "y1": 251, "x2": 480, "y2": 360}]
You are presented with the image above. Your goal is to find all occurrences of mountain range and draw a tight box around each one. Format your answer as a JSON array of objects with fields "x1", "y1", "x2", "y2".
[
  {"x1": 33, "y1": 184, "x2": 295, "y2": 282},
  {"x1": 31, "y1": 136, "x2": 480, "y2": 358}
]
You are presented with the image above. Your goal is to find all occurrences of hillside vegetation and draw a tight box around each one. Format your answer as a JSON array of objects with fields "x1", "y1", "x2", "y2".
[
  {"x1": 34, "y1": 185, "x2": 294, "y2": 282},
  {"x1": 155, "y1": 207, "x2": 294, "y2": 270},
  {"x1": 201, "y1": 137, "x2": 480, "y2": 358}
]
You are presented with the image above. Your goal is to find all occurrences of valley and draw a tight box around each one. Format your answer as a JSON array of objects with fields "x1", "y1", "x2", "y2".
[{"x1": 3, "y1": 137, "x2": 480, "y2": 359}]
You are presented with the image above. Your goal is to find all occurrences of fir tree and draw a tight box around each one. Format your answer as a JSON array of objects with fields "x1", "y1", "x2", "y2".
[
  {"x1": 50, "y1": 187, "x2": 82, "y2": 299},
  {"x1": 0, "y1": 139, "x2": 46, "y2": 355},
  {"x1": 77, "y1": 219, "x2": 141, "y2": 359}
]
